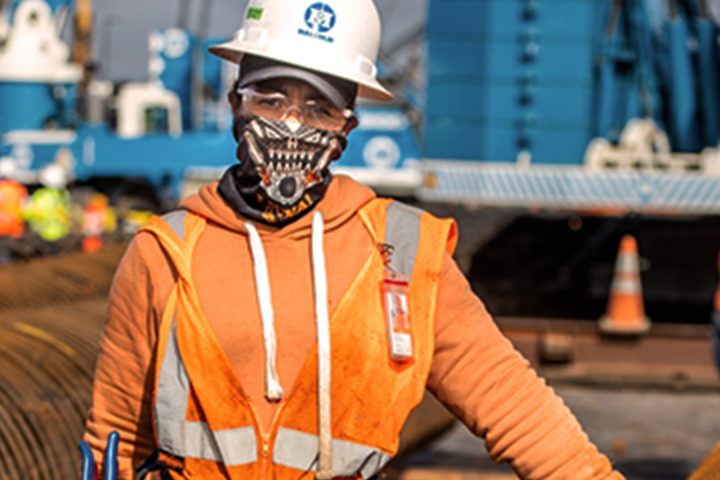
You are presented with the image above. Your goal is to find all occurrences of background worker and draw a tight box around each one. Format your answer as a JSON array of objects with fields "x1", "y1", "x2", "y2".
[
  {"x1": 83, "y1": 1, "x2": 625, "y2": 479},
  {"x1": 0, "y1": 179, "x2": 27, "y2": 238},
  {"x1": 22, "y1": 165, "x2": 72, "y2": 242}
]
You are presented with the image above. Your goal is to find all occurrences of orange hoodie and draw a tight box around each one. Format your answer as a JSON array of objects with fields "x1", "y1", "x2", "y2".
[{"x1": 84, "y1": 174, "x2": 624, "y2": 480}]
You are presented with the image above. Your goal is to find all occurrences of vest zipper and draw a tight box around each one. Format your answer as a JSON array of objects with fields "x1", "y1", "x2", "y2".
[{"x1": 247, "y1": 399, "x2": 288, "y2": 479}]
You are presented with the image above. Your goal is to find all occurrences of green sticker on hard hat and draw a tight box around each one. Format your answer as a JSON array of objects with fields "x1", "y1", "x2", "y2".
[{"x1": 246, "y1": 7, "x2": 264, "y2": 20}]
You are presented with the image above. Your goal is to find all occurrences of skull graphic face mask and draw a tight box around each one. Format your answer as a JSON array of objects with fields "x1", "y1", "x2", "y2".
[{"x1": 219, "y1": 115, "x2": 350, "y2": 227}]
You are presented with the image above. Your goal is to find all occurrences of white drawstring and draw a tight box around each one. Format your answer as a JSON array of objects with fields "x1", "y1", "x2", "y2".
[
  {"x1": 245, "y1": 213, "x2": 333, "y2": 477},
  {"x1": 245, "y1": 221, "x2": 284, "y2": 401},
  {"x1": 312, "y1": 211, "x2": 333, "y2": 479}
]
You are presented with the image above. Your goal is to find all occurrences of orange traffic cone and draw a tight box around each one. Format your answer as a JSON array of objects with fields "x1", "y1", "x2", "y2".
[{"x1": 599, "y1": 235, "x2": 651, "y2": 334}]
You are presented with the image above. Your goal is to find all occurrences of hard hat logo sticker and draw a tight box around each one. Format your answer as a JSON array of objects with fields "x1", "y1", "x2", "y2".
[
  {"x1": 246, "y1": 7, "x2": 264, "y2": 20},
  {"x1": 305, "y1": 3, "x2": 336, "y2": 32},
  {"x1": 298, "y1": 3, "x2": 336, "y2": 43}
]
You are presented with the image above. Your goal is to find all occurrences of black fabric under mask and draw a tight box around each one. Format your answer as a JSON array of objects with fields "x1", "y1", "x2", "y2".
[{"x1": 219, "y1": 115, "x2": 349, "y2": 227}]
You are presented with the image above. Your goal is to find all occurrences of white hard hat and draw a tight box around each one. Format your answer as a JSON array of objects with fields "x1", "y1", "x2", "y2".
[{"x1": 208, "y1": 0, "x2": 393, "y2": 102}]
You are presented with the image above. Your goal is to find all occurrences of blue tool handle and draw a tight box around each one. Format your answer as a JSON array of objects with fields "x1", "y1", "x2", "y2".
[
  {"x1": 79, "y1": 440, "x2": 95, "y2": 480},
  {"x1": 103, "y1": 431, "x2": 120, "y2": 480}
]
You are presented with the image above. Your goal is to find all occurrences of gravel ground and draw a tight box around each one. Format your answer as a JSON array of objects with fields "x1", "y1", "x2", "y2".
[{"x1": 394, "y1": 385, "x2": 720, "y2": 480}]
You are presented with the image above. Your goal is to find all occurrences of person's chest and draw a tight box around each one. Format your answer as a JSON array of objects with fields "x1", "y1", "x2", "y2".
[{"x1": 190, "y1": 218, "x2": 373, "y2": 430}]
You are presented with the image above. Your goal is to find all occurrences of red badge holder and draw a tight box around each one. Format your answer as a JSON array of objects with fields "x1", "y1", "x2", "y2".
[{"x1": 379, "y1": 244, "x2": 414, "y2": 361}]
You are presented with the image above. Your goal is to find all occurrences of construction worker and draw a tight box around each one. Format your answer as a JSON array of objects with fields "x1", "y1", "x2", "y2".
[
  {"x1": 0, "y1": 178, "x2": 28, "y2": 238},
  {"x1": 83, "y1": 1, "x2": 626, "y2": 479},
  {"x1": 23, "y1": 164, "x2": 72, "y2": 242},
  {"x1": 82, "y1": 193, "x2": 116, "y2": 252}
]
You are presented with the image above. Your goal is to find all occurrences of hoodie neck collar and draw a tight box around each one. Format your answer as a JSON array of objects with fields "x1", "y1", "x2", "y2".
[
  {"x1": 180, "y1": 172, "x2": 376, "y2": 240},
  {"x1": 218, "y1": 163, "x2": 332, "y2": 228}
]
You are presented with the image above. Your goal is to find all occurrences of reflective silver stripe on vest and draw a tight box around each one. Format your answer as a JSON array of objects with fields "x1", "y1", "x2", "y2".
[
  {"x1": 156, "y1": 321, "x2": 257, "y2": 465},
  {"x1": 273, "y1": 428, "x2": 392, "y2": 479},
  {"x1": 385, "y1": 202, "x2": 423, "y2": 279},
  {"x1": 161, "y1": 210, "x2": 188, "y2": 240}
]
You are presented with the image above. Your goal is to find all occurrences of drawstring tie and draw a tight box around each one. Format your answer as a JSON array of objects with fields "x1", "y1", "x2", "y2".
[
  {"x1": 245, "y1": 211, "x2": 334, "y2": 478},
  {"x1": 245, "y1": 220, "x2": 284, "y2": 401},
  {"x1": 312, "y1": 211, "x2": 333, "y2": 479}
]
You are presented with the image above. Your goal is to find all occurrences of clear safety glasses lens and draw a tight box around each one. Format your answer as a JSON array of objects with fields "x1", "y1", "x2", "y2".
[{"x1": 237, "y1": 88, "x2": 352, "y2": 131}]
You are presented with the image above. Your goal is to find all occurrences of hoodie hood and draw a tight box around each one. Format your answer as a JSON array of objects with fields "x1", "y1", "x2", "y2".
[{"x1": 181, "y1": 173, "x2": 376, "y2": 240}]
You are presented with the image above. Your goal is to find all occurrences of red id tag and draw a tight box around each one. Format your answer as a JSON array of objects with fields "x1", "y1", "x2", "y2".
[{"x1": 382, "y1": 270, "x2": 413, "y2": 361}]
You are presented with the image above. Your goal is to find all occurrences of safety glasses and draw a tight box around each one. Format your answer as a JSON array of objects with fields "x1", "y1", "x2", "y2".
[{"x1": 237, "y1": 87, "x2": 353, "y2": 131}]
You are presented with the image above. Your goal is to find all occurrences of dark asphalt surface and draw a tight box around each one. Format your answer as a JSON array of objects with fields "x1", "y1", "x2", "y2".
[{"x1": 397, "y1": 385, "x2": 720, "y2": 480}]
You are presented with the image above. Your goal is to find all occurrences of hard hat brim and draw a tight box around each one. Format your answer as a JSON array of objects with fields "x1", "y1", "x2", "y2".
[
  {"x1": 208, "y1": 45, "x2": 394, "y2": 103},
  {"x1": 238, "y1": 64, "x2": 351, "y2": 111}
]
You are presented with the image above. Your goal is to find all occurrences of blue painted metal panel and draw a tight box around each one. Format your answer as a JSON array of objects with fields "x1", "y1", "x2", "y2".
[
  {"x1": 0, "y1": 82, "x2": 72, "y2": 133},
  {"x1": 424, "y1": 123, "x2": 589, "y2": 164},
  {"x1": 532, "y1": 129, "x2": 592, "y2": 165},
  {"x1": 427, "y1": 39, "x2": 595, "y2": 82},
  {"x1": 428, "y1": 0, "x2": 606, "y2": 39},
  {"x1": 424, "y1": 123, "x2": 517, "y2": 161},
  {"x1": 426, "y1": 82, "x2": 594, "y2": 123},
  {"x1": 428, "y1": 0, "x2": 526, "y2": 38}
]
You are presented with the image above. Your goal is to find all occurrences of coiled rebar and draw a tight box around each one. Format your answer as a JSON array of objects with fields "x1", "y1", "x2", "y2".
[{"x1": 0, "y1": 244, "x2": 126, "y2": 480}]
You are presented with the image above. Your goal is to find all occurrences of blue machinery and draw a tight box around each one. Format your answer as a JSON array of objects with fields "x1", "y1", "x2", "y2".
[
  {"x1": 2, "y1": 0, "x2": 720, "y2": 213},
  {"x1": 420, "y1": 0, "x2": 720, "y2": 213},
  {"x1": 0, "y1": 0, "x2": 421, "y2": 204}
]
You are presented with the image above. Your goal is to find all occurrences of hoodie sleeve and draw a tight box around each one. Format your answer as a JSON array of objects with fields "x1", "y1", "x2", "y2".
[
  {"x1": 427, "y1": 253, "x2": 624, "y2": 480},
  {"x1": 83, "y1": 232, "x2": 174, "y2": 480}
]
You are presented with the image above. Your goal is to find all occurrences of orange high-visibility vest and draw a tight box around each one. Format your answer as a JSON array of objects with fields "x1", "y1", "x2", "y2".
[{"x1": 138, "y1": 198, "x2": 457, "y2": 479}]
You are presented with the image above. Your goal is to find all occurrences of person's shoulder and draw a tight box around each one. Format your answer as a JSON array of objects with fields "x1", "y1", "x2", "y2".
[
  {"x1": 376, "y1": 199, "x2": 455, "y2": 225},
  {"x1": 124, "y1": 229, "x2": 165, "y2": 267},
  {"x1": 123, "y1": 212, "x2": 187, "y2": 271}
]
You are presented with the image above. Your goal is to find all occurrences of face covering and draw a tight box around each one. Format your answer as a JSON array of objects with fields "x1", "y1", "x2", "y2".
[{"x1": 218, "y1": 115, "x2": 350, "y2": 227}]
